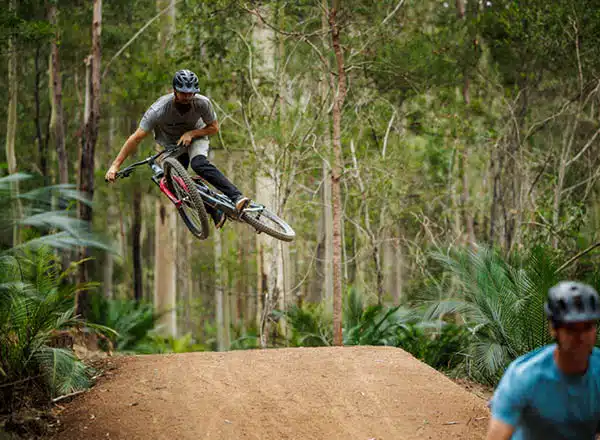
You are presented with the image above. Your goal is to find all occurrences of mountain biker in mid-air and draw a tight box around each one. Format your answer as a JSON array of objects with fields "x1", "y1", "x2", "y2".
[
  {"x1": 486, "y1": 281, "x2": 600, "y2": 440},
  {"x1": 104, "y1": 69, "x2": 250, "y2": 229}
]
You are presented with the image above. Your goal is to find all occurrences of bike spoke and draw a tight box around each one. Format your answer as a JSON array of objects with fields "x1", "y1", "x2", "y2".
[{"x1": 172, "y1": 174, "x2": 201, "y2": 223}]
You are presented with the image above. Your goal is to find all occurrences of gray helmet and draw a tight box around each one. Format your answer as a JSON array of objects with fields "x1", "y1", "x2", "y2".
[
  {"x1": 545, "y1": 281, "x2": 600, "y2": 325},
  {"x1": 172, "y1": 69, "x2": 200, "y2": 93}
]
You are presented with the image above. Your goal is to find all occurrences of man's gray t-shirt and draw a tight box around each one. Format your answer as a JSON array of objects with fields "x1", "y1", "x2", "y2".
[{"x1": 139, "y1": 93, "x2": 216, "y2": 147}]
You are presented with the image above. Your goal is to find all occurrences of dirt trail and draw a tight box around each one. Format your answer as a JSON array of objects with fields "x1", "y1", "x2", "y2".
[{"x1": 50, "y1": 346, "x2": 490, "y2": 440}]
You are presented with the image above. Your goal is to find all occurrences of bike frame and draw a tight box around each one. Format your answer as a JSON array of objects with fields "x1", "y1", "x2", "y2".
[
  {"x1": 116, "y1": 147, "x2": 184, "y2": 208},
  {"x1": 115, "y1": 147, "x2": 264, "y2": 222}
]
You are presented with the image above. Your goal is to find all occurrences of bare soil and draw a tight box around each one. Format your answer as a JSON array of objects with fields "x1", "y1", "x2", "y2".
[{"x1": 48, "y1": 346, "x2": 490, "y2": 440}]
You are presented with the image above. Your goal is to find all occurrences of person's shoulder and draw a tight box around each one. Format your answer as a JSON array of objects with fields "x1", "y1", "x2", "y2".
[
  {"x1": 505, "y1": 344, "x2": 556, "y2": 383},
  {"x1": 589, "y1": 347, "x2": 600, "y2": 373},
  {"x1": 148, "y1": 94, "x2": 173, "y2": 112},
  {"x1": 193, "y1": 94, "x2": 212, "y2": 106}
]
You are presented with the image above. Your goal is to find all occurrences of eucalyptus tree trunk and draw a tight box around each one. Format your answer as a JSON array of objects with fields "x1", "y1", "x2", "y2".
[
  {"x1": 256, "y1": 159, "x2": 285, "y2": 348},
  {"x1": 383, "y1": 237, "x2": 403, "y2": 303},
  {"x1": 185, "y1": 233, "x2": 193, "y2": 334},
  {"x1": 211, "y1": 151, "x2": 231, "y2": 350},
  {"x1": 328, "y1": 0, "x2": 347, "y2": 346},
  {"x1": 312, "y1": 0, "x2": 335, "y2": 308},
  {"x1": 175, "y1": 202, "x2": 189, "y2": 333},
  {"x1": 153, "y1": 0, "x2": 178, "y2": 336},
  {"x1": 154, "y1": 201, "x2": 177, "y2": 336},
  {"x1": 350, "y1": 139, "x2": 385, "y2": 304},
  {"x1": 132, "y1": 186, "x2": 143, "y2": 301},
  {"x1": 323, "y1": 163, "x2": 334, "y2": 302},
  {"x1": 157, "y1": 0, "x2": 176, "y2": 45},
  {"x1": 103, "y1": 207, "x2": 116, "y2": 300},
  {"x1": 76, "y1": 0, "x2": 102, "y2": 316},
  {"x1": 310, "y1": 160, "x2": 333, "y2": 304},
  {"x1": 214, "y1": 221, "x2": 229, "y2": 351},
  {"x1": 252, "y1": 6, "x2": 287, "y2": 348},
  {"x1": 226, "y1": 156, "x2": 241, "y2": 332},
  {"x1": 34, "y1": 45, "x2": 48, "y2": 181},
  {"x1": 6, "y1": 0, "x2": 20, "y2": 246},
  {"x1": 456, "y1": 0, "x2": 475, "y2": 247}
]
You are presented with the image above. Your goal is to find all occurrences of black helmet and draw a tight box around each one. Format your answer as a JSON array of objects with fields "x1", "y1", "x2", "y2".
[
  {"x1": 545, "y1": 281, "x2": 600, "y2": 326},
  {"x1": 172, "y1": 69, "x2": 200, "y2": 93}
]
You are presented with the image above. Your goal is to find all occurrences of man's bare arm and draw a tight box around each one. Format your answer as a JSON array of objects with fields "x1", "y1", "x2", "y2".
[
  {"x1": 105, "y1": 128, "x2": 149, "y2": 182},
  {"x1": 112, "y1": 128, "x2": 149, "y2": 167},
  {"x1": 189, "y1": 119, "x2": 219, "y2": 138},
  {"x1": 486, "y1": 418, "x2": 515, "y2": 440},
  {"x1": 177, "y1": 120, "x2": 219, "y2": 146}
]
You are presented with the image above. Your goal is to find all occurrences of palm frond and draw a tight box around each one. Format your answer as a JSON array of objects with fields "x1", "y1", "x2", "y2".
[
  {"x1": 424, "y1": 245, "x2": 558, "y2": 384},
  {"x1": 33, "y1": 347, "x2": 91, "y2": 396},
  {"x1": 11, "y1": 231, "x2": 115, "y2": 253},
  {"x1": 0, "y1": 173, "x2": 32, "y2": 187}
]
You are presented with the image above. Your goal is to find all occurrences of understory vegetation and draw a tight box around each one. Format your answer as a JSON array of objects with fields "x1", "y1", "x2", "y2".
[{"x1": 4, "y1": 0, "x2": 600, "y2": 428}]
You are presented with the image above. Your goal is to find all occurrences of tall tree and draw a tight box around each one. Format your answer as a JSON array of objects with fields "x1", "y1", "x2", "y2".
[
  {"x1": 455, "y1": 0, "x2": 475, "y2": 247},
  {"x1": 154, "y1": 201, "x2": 177, "y2": 336},
  {"x1": 320, "y1": 0, "x2": 334, "y2": 308},
  {"x1": 132, "y1": 185, "x2": 143, "y2": 301},
  {"x1": 34, "y1": 44, "x2": 48, "y2": 181},
  {"x1": 153, "y1": 0, "x2": 178, "y2": 336},
  {"x1": 48, "y1": 1, "x2": 68, "y2": 185},
  {"x1": 214, "y1": 220, "x2": 229, "y2": 351},
  {"x1": 76, "y1": 0, "x2": 102, "y2": 315},
  {"x1": 328, "y1": 0, "x2": 346, "y2": 346},
  {"x1": 250, "y1": 5, "x2": 288, "y2": 347},
  {"x1": 6, "y1": 0, "x2": 20, "y2": 245}
]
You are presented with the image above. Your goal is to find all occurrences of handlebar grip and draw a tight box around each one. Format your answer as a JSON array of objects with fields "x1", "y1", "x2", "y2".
[{"x1": 116, "y1": 170, "x2": 132, "y2": 179}]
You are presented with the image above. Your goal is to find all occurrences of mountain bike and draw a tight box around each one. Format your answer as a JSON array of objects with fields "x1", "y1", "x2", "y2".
[{"x1": 110, "y1": 147, "x2": 296, "y2": 242}]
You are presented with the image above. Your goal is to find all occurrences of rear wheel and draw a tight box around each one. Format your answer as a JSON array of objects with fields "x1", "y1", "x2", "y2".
[
  {"x1": 163, "y1": 157, "x2": 209, "y2": 240},
  {"x1": 241, "y1": 202, "x2": 295, "y2": 242}
]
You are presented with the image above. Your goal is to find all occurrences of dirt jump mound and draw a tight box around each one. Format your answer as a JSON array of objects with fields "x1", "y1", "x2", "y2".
[{"x1": 50, "y1": 346, "x2": 489, "y2": 440}]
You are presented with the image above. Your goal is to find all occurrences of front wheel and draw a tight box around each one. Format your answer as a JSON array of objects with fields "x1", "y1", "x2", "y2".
[
  {"x1": 241, "y1": 202, "x2": 295, "y2": 242},
  {"x1": 163, "y1": 157, "x2": 210, "y2": 240}
]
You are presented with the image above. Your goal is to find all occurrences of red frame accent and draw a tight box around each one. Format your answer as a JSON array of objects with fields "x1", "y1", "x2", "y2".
[
  {"x1": 173, "y1": 175, "x2": 189, "y2": 192},
  {"x1": 159, "y1": 177, "x2": 183, "y2": 208}
]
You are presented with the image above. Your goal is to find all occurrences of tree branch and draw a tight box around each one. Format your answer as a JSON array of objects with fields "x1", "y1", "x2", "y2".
[
  {"x1": 102, "y1": 0, "x2": 182, "y2": 79},
  {"x1": 556, "y1": 242, "x2": 600, "y2": 273}
]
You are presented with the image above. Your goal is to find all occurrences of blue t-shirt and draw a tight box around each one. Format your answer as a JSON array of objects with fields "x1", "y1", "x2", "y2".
[{"x1": 490, "y1": 344, "x2": 600, "y2": 439}]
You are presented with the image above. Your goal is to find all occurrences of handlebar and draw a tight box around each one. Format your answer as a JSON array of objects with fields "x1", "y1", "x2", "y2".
[
  {"x1": 116, "y1": 168, "x2": 134, "y2": 179},
  {"x1": 105, "y1": 146, "x2": 180, "y2": 183}
]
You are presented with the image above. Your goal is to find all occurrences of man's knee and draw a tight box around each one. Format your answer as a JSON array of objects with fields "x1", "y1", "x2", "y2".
[{"x1": 191, "y1": 154, "x2": 209, "y2": 172}]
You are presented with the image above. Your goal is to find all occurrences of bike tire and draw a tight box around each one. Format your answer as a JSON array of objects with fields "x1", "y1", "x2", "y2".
[
  {"x1": 163, "y1": 157, "x2": 210, "y2": 240},
  {"x1": 241, "y1": 203, "x2": 296, "y2": 242}
]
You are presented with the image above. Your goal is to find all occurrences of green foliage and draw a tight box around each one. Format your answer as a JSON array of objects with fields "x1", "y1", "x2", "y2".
[
  {"x1": 133, "y1": 332, "x2": 206, "y2": 354},
  {"x1": 0, "y1": 247, "x2": 92, "y2": 410},
  {"x1": 230, "y1": 328, "x2": 260, "y2": 350},
  {"x1": 0, "y1": 179, "x2": 116, "y2": 411},
  {"x1": 480, "y1": 0, "x2": 600, "y2": 84},
  {"x1": 341, "y1": 287, "x2": 416, "y2": 346},
  {"x1": 343, "y1": 303, "x2": 414, "y2": 346},
  {"x1": 88, "y1": 295, "x2": 158, "y2": 352},
  {"x1": 285, "y1": 303, "x2": 332, "y2": 347},
  {"x1": 284, "y1": 287, "x2": 470, "y2": 371},
  {"x1": 87, "y1": 295, "x2": 213, "y2": 354},
  {"x1": 423, "y1": 245, "x2": 560, "y2": 385},
  {"x1": 397, "y1": 322, "x2": 470, "y2": 372}
]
